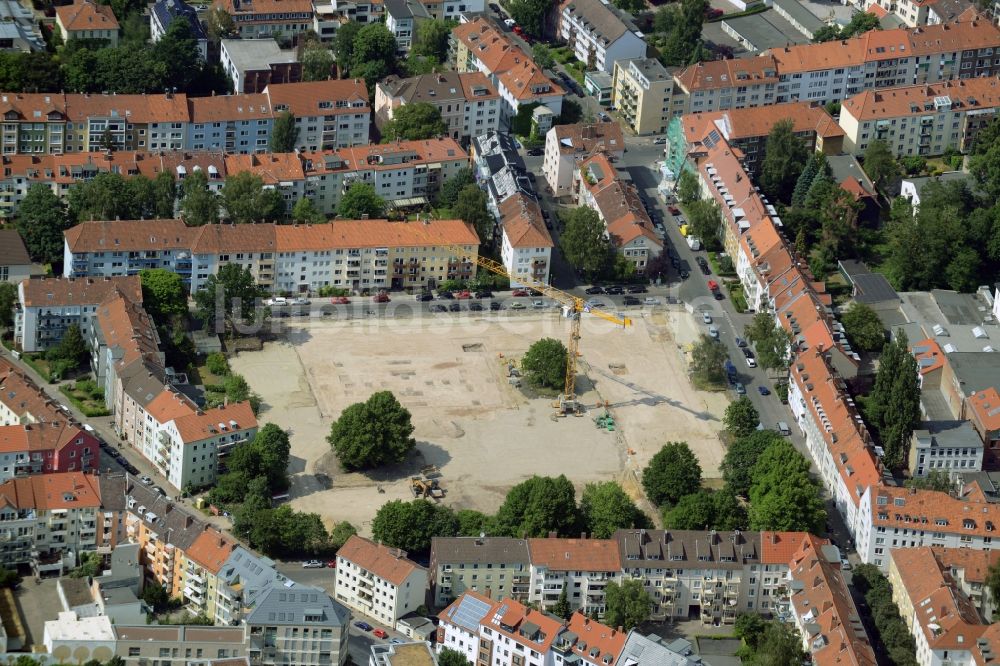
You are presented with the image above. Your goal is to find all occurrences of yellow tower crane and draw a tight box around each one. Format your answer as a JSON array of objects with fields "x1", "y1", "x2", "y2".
[{"x1": 436, "y1": 244, "x2": 632, "y2": 415}]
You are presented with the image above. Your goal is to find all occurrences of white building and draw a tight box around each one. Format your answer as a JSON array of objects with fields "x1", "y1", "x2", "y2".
[
  {"x1": 909, "y1": 421, "x2": 984, "y2": 479},
  {"x1": 556, "y1": 0, "x2": 647, "y2": 74},
  {"x1": 384, "y1": 0, "x2": 428, "y2": 52},
  {"x1": 498, "y1": 193, "x2": 553, "y2": 288},
  {"x1": 220, "y1": 39, "x2": 299, "y2": 94},
  {"x1": 149, "y1": 0, "x2": 208, "y2": 60},
  {"x1": 527, "y1": 538, "x2": 620, "y2": 617},
  {"x1": 44, "y1": 612, "x2": 116, "y2": 659},
  {"x1": 335, "y1": 535, "x2": 428, "y2": 629},
  {"x1": 543, "y1": 122, "x2": 624, "y2": 197}
]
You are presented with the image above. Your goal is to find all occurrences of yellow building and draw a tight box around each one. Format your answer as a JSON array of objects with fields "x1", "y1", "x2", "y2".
[{"x1": 612, "y1": 58, "x2": 674, "y2": 136}]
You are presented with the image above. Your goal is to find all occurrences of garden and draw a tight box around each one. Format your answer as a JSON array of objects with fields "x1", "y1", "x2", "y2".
[{"x1": 59, "y1": 379, "x2": 110, "y2": 417}]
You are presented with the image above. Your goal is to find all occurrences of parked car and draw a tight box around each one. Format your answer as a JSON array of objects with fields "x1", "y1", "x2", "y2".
[
  {"x1": 668, "y1": 206, "x2": 681, "y2": 215},
  {"x1": 140, "y1": 475, "x2": 152, "y2": 485},
  {"x1": 735, "y1": 382, "x2": 746, "y2": 395},
  {"x1": 438, "y1": 290, "x2": 455, "y2": 299},
  {"x1": 475, "y1": 290, "x2": 493, "y2": 298},
  {"x1": 678, "y1": 269, "x2": 690, "y2": 280},
  {"x1": 489, "y1": 301, "x2": 502, "y2": 310},
  {"x1": 504, "y1": 17, "x2": 515, "y2": 26},
  {"x1": 291, "y1": 297, "x2": 310, "y2": 306},
  {"x1": 302, "y1": 560, "x2": 323, "y2": 568},
  {"x1": 735, "y1": 336, "x2": 747, "y2": 348},
  {"x1": 326, "y1": 560, "x2": 337, "y2": 568},
  {"x1": 373, "y1": 292, "x2": 390, "y2": 303},
  {"x1": 644, "y1": 297, "x2": 660, "y2": 305},
  {"x1": 511, "y1": 289, "x2": 529, "y2": 297},
  {"x1": 742, "y1": 348, "x2": 754, "y2": 359},
  {"x1": 509, "y1": 302, "x2": 526, "y2": 310},
  {"x1": 745, "y1": 356, "x2": 757, "y2": 368},
  {"x1": 696, "y1": 257, "x2": 711, "y2": 275},
  {"x1": 623, "y1": 296, "x2": 640, "y2": 306},
  {"x1": 757, "y1": 385, "x2": 771, "y2": 396},
  {"x1": 373, "y1": 629, "x2": 388, "y2": 639},
  {"x1": 151, "y1": 486, "x2": 167, "y2": 496},
  {"x1": 604, "y1": 285, "x2": 623, "y2": 295},
  {"x1": 654, "y1": 137, "x2": 667, "y2": 145},
  {"x1": 389, "y1": 638, "x2": 404, "y2": 645},
  {"x1": 449, "y1": 302, "x2": 462, "y2": 312},
  {"x1": 469, "y1": 302, "x2": 484, "y2": 311},
  {"x1": 626, "y1": 285, "x2": 647, "y2": 294},
  {"x1": 331, "y1": 296, "x2": 350, "y2": 304},
  {"x1": 430, "y1": 304, "x2": 447, "y2": 313},
  {"x1": 840, "y1": 559, "x2": 852, "y2": 570},
  {"x1": 709, "y1": 326, "x2": 719, "y2": 340},
  {"x1": 455, "y1": 290, "x2": 472, "y2": 299},
  {"x1": 416, "y1": 292, "x2": 433, "y2": 301},
  {"x1": 585, "y1": 286, "x2": 604, "y2": 295},
  {"x1": 776, "y1": 421, "x2": 792, "y2": 435},
  {"x1": 488, "y1": 2, "x2": 501, "y2": 11},
  {"x1": 265, "y1": 297, "x2": 287, "y2": 306},
  {"x1": 354, "y1": 622, "x2": 373, "y2": 632},
  {"x1": 531, "y1": 300, "x2": 545, "y2": 308},
  {"x1": 702, "y1": 312, "x2": 713, "y2": 324},
  {"x1": 586, "y1": 300, "x2": 607, "y2": 309},
  {"x1": 527, "y1": 148, "x2": 543, "y2": 156}
]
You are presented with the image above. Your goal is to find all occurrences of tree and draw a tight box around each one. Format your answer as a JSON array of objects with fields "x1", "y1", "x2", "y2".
[
  {"x1": 686, "y1": 199, "x2": 722, "y2": 250},
  {"x1": 51, "y1": 324, "x2": 88, "y2": 368},
  {"x1": 642, "y1": 442, "x2": 702, "y2": 507},
  {"x1": 15, "y1": 184, "x2": 70, "y2": 265},
  {"x1": 691, "y1": 334, "x2": 727, "y2": 385},
  {"x1": 552, "y1": 587, "x2": 571, "y2": 619},
  {"x1": 412, "y1": 20, "x2": 455, "y2": 63},
  {"x1": 676, "y1": 169, "x2": 701, "y2": 204},
  {"x1": 531, "y1": 43, "x2": 555, "y2": 70},
  {"x1": 507, "y1": 0, "x2": 550, "y2": 38},
  {"x1": 452, "y1": 185, "x2": 493, "y2": 247},
  {"x1": 660, "y1": 0, "x2": 709, "y2": 66},
  {"x1": 748, "y1": 441, "x2": 826, "y2": 532},
  {"x1": 350, "y1": 22, "x2": 398, "y2": 87},
  {"x1": 760, "y1": 120, "x2": 809, "y2": 204},
  {"x1": 0, "y1": 282, "x2": 17, "y2": 330},
  {"x1": 270, "y1": 111, "x2": 299, "y2": 153},
  {"x1": 521, "y1": 338, "x2": 568, "y2": 391},
  {"x1": 206, "y1": 6, "x2": 237, "y2": 40},
  {"x1": 329, "y1": 521, "x2": 358, "y2": 550},
  {"x1": 456, "y1": 509, "x2": 496, "y2": 536},
  {"x1": 338, "y1": 182, "x2": 387, "y2": 219},
  {"x1": 868, "y1": 330, "x2": 921, "y2": 470},
  {"x1": 151, "y1": 170, "x2": 178, "y2": 219},
  {"x1": 863, "y1": 139, "x2": 899, "y2": 192},
  {"x1": 140, "y1": 269, "x2": 187, "y2": 323},
  {"x1": 194, "y1": 263, "x2": 267, "y2": 335},
  {"x1": 494, "y1": 475, "x2": 579, "y2": 537},
  {"x1": 904, "y1": 470, "x2": 953, "y2": 492},
  {"x1": 301, "y1": 43, "x2": 334, "y2": 81},
  {"x1": 721, "y1": 430, "x2": 784, "y2": 497},
  {"x1": 556, "y1": 99, "x2": 583, "y2": 125},
  {"x1": 438, "y1": 168, "x2": 475, "y2": 207},
  {"x1": 371, "y1": 499, "x2": 458, "y2": 556},
  {"x1": 332, "y1": 21, "x2": 362, "y2": 77},
  {"x1": 70, "y1": 551, "x2": 103, "y2": 578},
  {"x1": 791, "y1": 153, "x2": 829, "y2": 207},
  {"x1": 560, "y1": 207, "x2": 615, "y2": 279},
  {"x1": 745, "y1": 312, "x2": 792, "y2": 375},
  {"x1": 841, "y1": 302, "x2": 885, "y2": 353},
  {"x1": 221, "y1": 172, "x2": 285, "y2": 224},
  {"x1": 141, "y1": 584, "x2": 170, "y2": 612},
  {"x1": 438, "y1": 649, "x2": 472, "y2": 666},
  {"x1": 0, "y1": 566, "x2": 18, "y2": 589},
  {"x1": 292, "y1": 197, "x2": 325, "y2": 224},
  {"x1": 227, "y1": 423, "x2": 291, "y2": 495},
  {"x1": 327, "y1": 391, "x2": 416, "y2": 470},
  {"x1": 663, "y1": 490, "x2": 715, "y2": 529},
  {"x1": 383, "y1": 102, "x2": 449, "y2": 142},
  {"x1": 580, "y1": 481, "x2": 649, "y2": 538},
  {"x1": 724, "y1": 396, "x2": 760, "y2": 438},
  {"x1": 603, "y1": 580, "x2": 651, "y2": 631},
  {"x1": 735, "y1": 613, "x2": 769, "y2": 651},
  {"x1": 206, "y1": 352, "x2": 229, "y2": 376},
  {"x1": 180, "y1": 170, "x2": 220, "y2": 226},
  {"x1": 743, "y1": 622, "x2": 807, "y2": 666},
  {"x1": 987, "y1": 558, "x2": 1000, "y2": 610}
]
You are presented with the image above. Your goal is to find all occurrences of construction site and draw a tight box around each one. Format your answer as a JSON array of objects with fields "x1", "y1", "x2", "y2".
[{"x1": 229, "y1": 306, "x2": 731, "y2": 534}]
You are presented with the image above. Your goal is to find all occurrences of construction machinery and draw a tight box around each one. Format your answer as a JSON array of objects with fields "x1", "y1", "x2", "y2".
[
  {"x1": 411, "y1": 476, "x2": 445, "y2": 500},
  {"x1": 425, "y1": 235, "x2": 632, "y2": 415}
]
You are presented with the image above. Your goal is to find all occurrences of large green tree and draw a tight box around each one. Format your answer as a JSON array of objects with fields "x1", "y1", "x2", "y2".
[
  {"x1": 301, "y1": 43, "x2": 334, "y2": 82},
  {"x1": 507, "y1": 0, "x2": 550, "y2": 38},
  {"x1": 452, "y1": 185, "x2": 493, "y2": 247},
  {"x1": 721, "y1": 430, "x2": 784, "y2": 497},
  {"x1": 0, "y1": 283, "x2": 16, "y2": 330},
  {"x1": 748, "y1": 440, "x2": 826, "y2": 532},
  {"x1": 438, "y1": 168, "x2": 475, "y2": 207},
  {"x1": 660, "y1": 0, "x2": 710, "y2": 66},
  {"x1": 327, "y1": 391, "x2": 416, "y2": 470},
  {"x1": 603, "y1": 580, "x2": 652, "y2": 631},
  {"x1": 494, "y1": 475, "x2": 579, "y2": 537},
  {"x1": 291, "y1": 197, "x2": 325, "y2": 224},
  {"x1": 686, "y1": 199, "x2": 722, "y2": 250},
  {"x1": 724, "y1": 396, "x2": 760, "y2": 438},
  {"x1": 759, "y1": 120, "x2": 809, "y2": 204},
  {"x1": 338, "y1": 182, "x2": 387, "y2": 219},
  {"x1": 691, "y1": 334, "x2": 727, "y2": 385},
  {"x1": 140, "y1": 269, "x2": 187, "y2": 323},
  {"x1": 383, "y1": 102, "x2": 449, "y2": 142},
  {"x1": 841, "y1": 302, "x2": 885, "y2": 353},
  {"x1": 350, "y1": 23, "x2": 398, "y2": 87},
  {"x1": 228, "y1": 423, "x2": 292, "y2": 495},
  {"x1": 663, "y1": 489, "x2": 746, "y2": 530},
  {"x1": 194, "y1": 263, "x2": 267, "y2": 335},
  {"x1": 270, "y1": 111, "x2": 299, "y2": 153},
  {"x1": 180, "y1": 170, "x2": 220, "y2": 226},
  {"x1": 438, "y1": 649, "x2": 472, "y2": 666},
  {"x1": 579, "y1": 481, "x2": 649, "y2": 538},
  {"x1": 559, "y1": 207, "x2": 614, "y2": 279},
  {"x1": 221, "y1": 173, "x2": 285, "y2": 223},
  {"x1": 521, "y1": 338, "x2": 568, "y2": 391},
  {"x1": 867, "y1": 330, "x2": 921, "y2": 470},
  {"x1": 332, "y1": 21, "x2": 362, "y2": 78},
  {"x1": 371, "y1": 499, "x2": 458, "y2": 556},
  {"x1": 863, "y1": 139, "x2": 900, "y2": 192},
  {"x1": 676, "y1": 169, "x2": 701, "y2": 205},
  {"x1": 642, "y1": 442, "x2": 702, "y2": 507},
  {"x1": 15, "y1": 184, "x2": 69, "y2": 265},
  {"x1": 745, "y1": 312, "x2": 792, "y2": 375},
  {"x1": 412, "y1": 19, "x2": 455, "y2": 63}
]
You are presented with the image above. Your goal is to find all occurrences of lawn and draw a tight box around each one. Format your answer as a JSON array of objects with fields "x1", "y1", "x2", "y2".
[
  {"x1": 60, "y1": 379, "x2": 111, "y2": 417},
  {"x1": 707, "y1": 252, "x2": 736, "y2": 277},
  {"x1": 726, "y1": 281, "x2": 749, "y2": 313},
  {"x1": 691, "y1": 371, "x2": 728, "y2": 392},
  {"x1": 22, "y1": 354, "x2": 55, "y2": 382},
  {"x1": 564, "y1": 60, "x2": 586, "y2": 86}
]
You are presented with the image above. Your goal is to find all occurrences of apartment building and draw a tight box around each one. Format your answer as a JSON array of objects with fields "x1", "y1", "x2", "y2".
[
  {"x1": 335, "y1": 535, "x2": 428, "y2": 628},
  {"x1": 859, "y1": 0, "x2": 974, "y2": 28},
  {"x1": 497, "y1": 193, "x2": 554, "y2": 288},
  {"x1": 839, "y1": 77, "x2": 1000, "y2": 156},
  {"x1": 265, "y1": 80, "x2": 371, "y2": 150},
  {"x1": 0, "y1": 230, "x2": 33, "y2": 285},
  {"x1": 212, "y1": 0, "x2": 313, "y2": 38},
  {"x1": 928, "y1": 547, "x2": 1000, "y2": 622},
  {"x1": 420, "y1": 0, "x2": 484, "y2": 20},
  {"x1": 909, "y1": 420, "x2": 984, "y2": 479},
  {"x1": 783, "y1": 535, "x2": 877, "y2": 666},
  {"x1": 542, "y1": 122, "x2": 624, "y2": 196},
  {"x1": 150, "y1": 0, "x2": 208, "y2": 60},
  {"x1": 220, "y1": 39, "x2": 302, "y2": 94},
  {"x1": 0, "y1": 472, "x2": 115, "y2": 574},
  {"x1": 611, "y1": 58, "x2": 673, "y2": 136},
  {"x1": 375, "y1": 72, "x2": 500, "y2": 144},
  {"x1": 311, "y1": 0, "x2": 383, "y2": 40},
  {"x1": 576, "y1": 152, "x2": 662, "y2": 270},
  {"x1": 384, "y1": 0, "x2": 428, "y2": 52},
  {"x1": 56, "y1": 0, "x2": 119, "y2": 45},
  {"x1": 14, "y1": 275, "x2": 142, "y2": 353},
  {"x1": 968, "y1": 387, "x2": 1000, "y2": 462},
  {"x1": 668, "y1": 101, "x2": 844, "y2": 177},
  {"x1": 451, "y1": 18, "x2": 564, "y2": 124},
  {"x1": 556, "y1": 0, "x2": 647, "y2": 74},
  {"x1": 526, "y1": 537, "x2": 620, "y2": 617},
  {"x1": 671, "y1": 56, "x2": 780, "y2": 117},
  {"x1": 429, "y1": 536, "x2": 531, "y2": 608},
  {"x1": 245, "y1": 586, "x2": 351, "y2": 666}
]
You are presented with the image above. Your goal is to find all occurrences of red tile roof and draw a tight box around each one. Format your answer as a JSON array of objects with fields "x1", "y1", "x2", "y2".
[
  {"x1": 967, "y1": 387, "x2": 1000, "y2": 433},
  {"x1": 564, "y1": 613, "x2": 627, "y2": 666},
  {"x1": 186, "y1": 529, "x2": 237, "y2": 574},
  {"x1": 171, "y1": 401, "x2": 256, "y2": 444},
  {"x1": 57, "y1": 0, "x2": 118, "y2": 31},
  {"x1": 19, "y1": 275, "x2": 142, "y2": 308},
  {"x1": 527, "y1": 537, "x2": 620, "y2": 572},
  {"x1": 337, "y1": 535, "x2": 425, "y2": 586},
  {"x1": 760, "y1": 531, "x2": 808, "y2": 564},
  {"x1": 0, "y1": 472, "x2": 102, "y2": 510}
]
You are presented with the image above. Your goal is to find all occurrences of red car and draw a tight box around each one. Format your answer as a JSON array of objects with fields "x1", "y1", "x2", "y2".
[
  {"x1": 455, "y1": 290, "x2": 472, "y2": 299},
  {"x1": 373, "y1": 292, "x2": 391, "y2": 303},
  {"x1": 331, "y1": 296, "x2": 350, "y2": 304},
  {"x1": 668, "y1": 206, "x2": 681, "y2": 215},
  {"x1": 512, "y1": 289, "x2": 529, "y2": 297},
  {"x1": 372, "y1": 629, "x2": 388, "y2": 639},
  {"x1": 326, "y1": 560, "x2": 337, "y2": 568},
  {"x1": 513, "y1": 25, "x2": 524, "y2": 36}
]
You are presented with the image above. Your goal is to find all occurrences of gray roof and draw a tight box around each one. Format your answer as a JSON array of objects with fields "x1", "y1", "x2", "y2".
[
  {"x1": 618, "y1": 631, "x2": 703, "y2": 666},
  {"x1": 897, "y1": 290, "x2": 1000, "y2": 353},
  {"x1": 101, "y1": 586, "x2": 141, "y2": 606},
  {"x1": 826, "y1": 154, "x2": 876, "y2": 195},
  {"x1": 245, "y1": 586, "x2": 350, "y2": 627},
  {"x1": 0, "y1": 230, "x2": 31, "y2": 267},
  {"x1": 385, "y1": 0, "x2": 429, "y2": 19},
  {"x1": 122, "y1": 474, "x2": 209, "y2": 552},
  {"x1": 218, "y1": 547, "x2": 290, "y2": 610},
  {"x1": 959, "y1": 470, "x2": 1000, "y2": 503},
  {"x1": 60, "y1": 577, "x2": 94, "y2": 609},
  {"x1": 222, "y1": 39, "x2": 298, "y2": 73},
  {"x1": 928, "y1": 0, "x2": 973, "y2": 23},
  {"x1": 473, "y1": 131, "x2": 522, "y2": 167},
  {"x1": 151, "y1": 0, "x2": 207, "y2": 42},
  {"x1": 721, "y1": 13, "x2": 808, "y2": 52},
  {"x1": 562, "y1": 0, "x2": 637, "y2": 44},
  {"x1": 620, "y1": 57, "x2": 670, "y2": 82},
  {"x1": 944, "y1": 352, "x2": 1000, "y2": 396},
  {"x1": 615, "y1": 529, "x2": 761, "y2": 569},
  {"x1": 431, "y1": 536, "x2": 530, "y2": 565},
  {"x1": 837, "y1": 260, "x2": 898, "y2": 306},
  {"x1": 913, "y1": 420, "x2": 983, "y2": 451},
  {"x1": 379, "y1": 72, "x2": 493, "y2": 105},
  {"x1": 903, "y1": 171, "x2": 971, "y2": 200},
  {"x1": 770, "y1": 0, "x2": 824, "y2": 36}
]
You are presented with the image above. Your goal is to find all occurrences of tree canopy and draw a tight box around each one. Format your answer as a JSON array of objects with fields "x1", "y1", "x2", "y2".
[
  {"x1": 270, "y1": 111, "x2": 299, "y2": 153},
  {"x1": 327, "y1": 391, "x2": 416, "y2": 470},
  {"x1": 494, "y1": 475, "x2": 580, "y2": 537},
  {"x1": 759, "y1": 120, "x2": 809, "y2": 204},
  {"x1": 721, "y1": 430, "x2": 784, "y2": 497},
  {"x1": 748, "y1": 440, "x2": 826, "y2": 532},
  {"x1": 180, "y1": 170, "x2": 220, "y2": 227},
  {"x1": 411, "y1": 20, "x2": 455, "y2": 64},
  {"x1": 841, "y1": 303, "x2": 885, "y2": 353},
  {"x1": 349, "y1": 23, "x2": 398, "y2": 87},
  {"x1": 663, "y1": 489, "x2": 746, "y2": 530},
  {"x1": 691, "y1": 334, "x2": 727, "y2": 386},
  {"x1": 642, "y1": 442, "x2": 702, "y2": 507},
  {"x1": 452, "y1": 185, "x2": 493, "y2": 248},
  {"x1": 659, "y1": 0, "x2": 710, "y2": 66},
  {"x1": 438, "y1": 168, "x2": 475, "y2": 207},
  {"x1": 221, "y1": 173, "x2": 285, "y2": 223},
  {"x1": 862, "y1": 139, "x2": 900, "y2": 192},
  {"x1": 603, "y1": 580, "x2": 652, "y2": 631},
  {"x1": 0, "y1": 283, "x2": 16, "y2": 330},
  {"x1": 371, "y1": 499, "x2": 459, "y2": 556},
  {"x1": 559, "y1": 207, "x2": 615, "y2": 279},
  {"x1": 194, "y1": 263, "x2": 267, "y2": 335},
  {"x1": 867, "y1": 330, "x2": 920, "y2": 470},
  {"x1": 579, "y1": 481, "x2": 649, "y2": 538},
  {"x1": 383, "y1": 102, "x2": 449, "y2": 142},
  {"x1": 15, "y1": 184, "x2": 70, "y2": 265},
  {"x1": 521, "y1": 338, "x2": 568, "y2": 391},
  {"x1": 724, "y1": 396, "x2": 760, "y2": 438},
  {"x1": 745, "y1": 312, "x2": 792, "y2": 375},
  {"x1": 338, "y1": 182, "x2": 387, "y2": 219},
  {"x1": 140, "y1": 269, "x2": 187, "y2": 323},
  {"x1": 301, "y1": 44, "x2": 334, "y2": 82},
  {"x1": 507, "y1": 0, "x2": 550, "y2": 38}
]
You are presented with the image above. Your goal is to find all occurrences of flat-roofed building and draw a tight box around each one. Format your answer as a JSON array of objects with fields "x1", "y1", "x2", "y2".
[{"x1": 612, "y1": 58, "x2": 674, "y2": 136}]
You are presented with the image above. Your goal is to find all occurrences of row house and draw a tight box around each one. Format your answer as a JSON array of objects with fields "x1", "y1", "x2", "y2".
[
  {"x1": 437, "y1": 595, "x2": 627, "y2": 666},
  {"x1": 471, "y1": 130, "x2": 535, "y2": 237},
  {"x1": 527, "y1": 538, "x2": 619, "y2": 617},
  {"x1": 211, "y1": 0, "x2": 313, "y2": 39},
  {"x1": 0, "y1": 472, "x2": 115, "y2": 574},
  {"x1": 452, "y1": 17, "x2": 564, "y2": 125},
  {"x1": 334, "y1": 535, "x2": 428, "y2": 628},
  {"x1": 542, "y1": 121, "x2": 624, "y2": 197},
  {"x1": 0, "y1": 359, "x2": 99, "y2": 480},
  {"x1": 670, "y1": 56, "x2": 780, "y2": 118},
  {"x1": 64, "y1": 216, "x2": 480, "y2": 296},
  {"x1": 14, "y1": 275, "x2": 143, "y2": 353},
  {"x1": 429, "y1": 537, "x2": 531, "y2": 608},
  {"x1": 0, "y1": 80, "x2": 370, "y2": 157},
  {"x1": 576, "y1": 152, "x2": 662, "y2": 271},
  {"x1": 852, "y1": 0, "x2": 975, "y2": 28},
  {"x1": 783, "y1": 535, "x2": 877, "y2": 666},
  {"x1": 374, "y1": 72, "x2": 501, "y2": 144},
  {"x1": 556, "y1": 0, "x2": 647, "y2": 74},
  {"x1": 839, "y1": 76, "x2": 1000, "y2": 157},
  {"x1": 928, "y1": 547, "x2": 1000, "y2": 622}
]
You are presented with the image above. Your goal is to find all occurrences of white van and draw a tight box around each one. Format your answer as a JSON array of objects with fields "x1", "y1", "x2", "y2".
[{"x1": 776, "y1": 421, "x2": 791, "y2": 436}]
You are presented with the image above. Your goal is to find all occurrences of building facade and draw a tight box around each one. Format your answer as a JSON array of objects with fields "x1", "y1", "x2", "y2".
[
  {"x1": 335, "y1": 535, "x2": 429, "y2": 629},
  {"x1": 375, "y1": 72, "x2": 501, "y2": 144},
  {"x1": 556, "y1": 0, "x2": 647, "y2": 74},
  {"x1": 611, "y1": 58, "x2": 673, "y2": 136}
]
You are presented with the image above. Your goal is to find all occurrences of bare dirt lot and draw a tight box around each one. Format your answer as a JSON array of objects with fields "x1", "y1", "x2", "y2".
[{"x1": 229, "y1": 308, "x2": 729, "y2": 535}]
